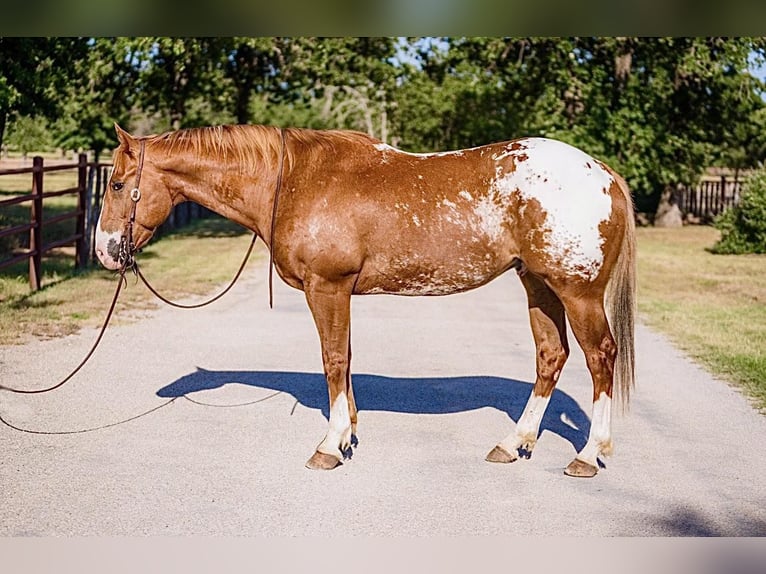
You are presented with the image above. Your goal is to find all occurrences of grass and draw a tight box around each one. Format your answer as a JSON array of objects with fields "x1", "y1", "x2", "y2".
[
  {"x1": 1, "y1": 160, "x2": 265, "y2": 344},
  {"x1": 0, "y1": 217, "x2": 265, "y2": 345},
  {"x1": 636, "y1": 225, "x2": 766, "y2": 411}
]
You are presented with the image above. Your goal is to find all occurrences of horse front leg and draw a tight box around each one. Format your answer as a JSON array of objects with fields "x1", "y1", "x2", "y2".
[{"x1": 304, "y1": 274, "x2": 356, "y2": 470}]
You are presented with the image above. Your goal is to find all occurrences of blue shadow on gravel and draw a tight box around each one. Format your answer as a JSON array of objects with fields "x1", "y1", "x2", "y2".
[{"x1": 157, "y1": 368, "x2": 592, "y2": 454}]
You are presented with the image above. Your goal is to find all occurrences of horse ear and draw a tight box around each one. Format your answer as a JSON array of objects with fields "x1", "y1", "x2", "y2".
[{"x1": 114, "y1": 123, "x2": 137, "y2": 150}]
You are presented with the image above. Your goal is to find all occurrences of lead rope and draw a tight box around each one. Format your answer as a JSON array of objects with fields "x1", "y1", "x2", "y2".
[
  {"x1": 0, "y1": 141, "x2": 147, "y2": 395},
  {"x1": 132, "y1": 232, "x2": 257, "y2": 309},
  {"x1": 0, "y1": 130, "x2": 287, "y2": 394},
  {"x1": 0, "y1": 269, "x2": 127, "y2": 394},
  {"x1": 133, "y1": 128, "x2": 285, "y2": 309},
  {"x1": 268, "y1": 128, "x2": 287, "y2": 309}
]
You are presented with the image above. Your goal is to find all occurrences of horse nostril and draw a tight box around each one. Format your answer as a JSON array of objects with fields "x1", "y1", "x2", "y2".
[{"x1": 106, "y1": 238, "x2": 121, "y2": 260}]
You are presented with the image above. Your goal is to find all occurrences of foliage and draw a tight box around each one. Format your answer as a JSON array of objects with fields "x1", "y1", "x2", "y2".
[
  {"x1": 391, "y1": 37, "x2": 766, "y2": 213},
  {"x1": 712, "y1": 168, "x2": 766, "y2": 254},
  {"x1": 53, "y1": 38, "x2": 143, "y2": 160},
  {"x1": 1, "y1": 36, "x2": 764, "y2": 216},
  {"x1": 0, "y1": 38, "x2": 87, "y2": 152},
  {"x1": 637, "y1": 225, "x2": 766, "y2": 411},
  {"x1": 5, "y1": 114, "x2": 53, "y2": 156}
]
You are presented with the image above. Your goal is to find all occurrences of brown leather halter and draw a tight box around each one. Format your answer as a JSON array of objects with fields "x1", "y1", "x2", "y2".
[{"x1": 119, "y1": 138, "x2": 146, "y2": 272}]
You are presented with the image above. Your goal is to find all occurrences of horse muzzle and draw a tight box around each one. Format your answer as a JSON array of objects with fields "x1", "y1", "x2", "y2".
[{"x1": 94, "y1": 228, "x2": 125, "y2": 271}]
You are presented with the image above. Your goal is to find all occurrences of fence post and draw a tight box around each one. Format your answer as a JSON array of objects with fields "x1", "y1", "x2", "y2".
[
  {"x1": 75, "y1": 153, "x2": 88, "y2": 269},
  {"x1": 29, "y1": 156, "x2": 43, "y2": 291}
]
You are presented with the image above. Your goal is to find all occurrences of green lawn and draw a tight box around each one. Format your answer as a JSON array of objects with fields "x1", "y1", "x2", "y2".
[
  {"x1": 636, "y1": 225, "x2": 766, "y2": 411},
  {"x1": 0, "y1": 217, "x2": 264, "y2": 344}
]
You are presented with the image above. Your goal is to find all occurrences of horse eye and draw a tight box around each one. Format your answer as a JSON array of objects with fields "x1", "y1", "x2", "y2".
[{"x1": 112, "y1": 181, "x2": 125, "y2": 192}]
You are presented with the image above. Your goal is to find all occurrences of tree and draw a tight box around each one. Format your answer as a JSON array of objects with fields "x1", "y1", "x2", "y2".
[
  {"x1": 389, "y1": 37, "x2": 766, "y2": 220},
  {"x1": 5, "y1": 114, "x2": 52, "y2": 157},
  {"x1": 220, "y1": 37, "x2": 284, "y2": 125},
  {"x1": 269, "y1": 37, "x2": 399, "y2": 138},
  {"x1": 585, "y1": 37, "x2": 766, "y2": 221},
  {"x1": 138, "y1": 37, "x2": 231, "y2": 131},
  {"x1": 0, "y1": 37, "x2": 87, "y2": 152},
  {"x1": 53, "y1": 38, "x2": 144, "y2": 161}
]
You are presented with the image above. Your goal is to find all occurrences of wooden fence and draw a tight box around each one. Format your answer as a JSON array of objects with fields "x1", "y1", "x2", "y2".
[
  {"x1": 0, "y1": 155, "x2": 92, "y2": 290},
  {"x1": 677, "y1": 170, "x2": 747, "y2": 221},
  {"x1": 0, "y1": 155, "x2": 212, "y2": 291}
]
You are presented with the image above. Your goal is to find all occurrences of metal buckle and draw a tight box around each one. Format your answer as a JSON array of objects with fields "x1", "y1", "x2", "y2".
[{"x1": 130, "y1": 188, "x2": 141, "y2": 202}]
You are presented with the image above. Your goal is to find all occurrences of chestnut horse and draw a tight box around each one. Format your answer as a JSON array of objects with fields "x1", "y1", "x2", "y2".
[{"x1": 95, "y1": 124, "x2": 635, "y2": 477}]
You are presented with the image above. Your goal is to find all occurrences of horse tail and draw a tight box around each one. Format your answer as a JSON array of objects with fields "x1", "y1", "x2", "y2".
[{"x1": 606, "y1": 172, "x2": 637, "y2": 411}]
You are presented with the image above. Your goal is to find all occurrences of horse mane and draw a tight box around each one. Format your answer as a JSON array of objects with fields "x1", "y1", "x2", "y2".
[{"x1": 145, "y1": 124, "x2": 378, "y2": 174}]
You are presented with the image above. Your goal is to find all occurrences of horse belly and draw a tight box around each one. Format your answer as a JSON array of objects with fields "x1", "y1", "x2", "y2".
[{"x1": 356, "y1": 237, "x2": 508, "y2": 296}]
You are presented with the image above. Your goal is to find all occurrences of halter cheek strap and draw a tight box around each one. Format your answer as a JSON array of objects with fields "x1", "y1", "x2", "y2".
[{"x1": 119, "y1": 139, "x2": 146, "y2": 270}]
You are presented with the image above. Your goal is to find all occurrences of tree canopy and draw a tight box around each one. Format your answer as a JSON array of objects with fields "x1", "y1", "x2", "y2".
[{"x1": 1, "y1": 36, "x2": 764, "y2": 213}]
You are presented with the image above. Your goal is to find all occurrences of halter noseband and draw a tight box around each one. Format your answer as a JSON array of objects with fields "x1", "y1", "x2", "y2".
[{"x1": 118, "y1": 139, "x2": 146, "y2": 271}]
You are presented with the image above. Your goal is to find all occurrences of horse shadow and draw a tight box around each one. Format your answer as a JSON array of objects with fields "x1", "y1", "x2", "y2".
[{"x1": 157, "y1": 368, "x2": 593, "y2": 454}]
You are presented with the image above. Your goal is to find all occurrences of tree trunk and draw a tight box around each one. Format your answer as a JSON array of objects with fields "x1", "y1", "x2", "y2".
[
  {"x1": 654, "y1": 184, "x2": 684, "y2": 227},
  {"x1": 0, "y1": 110, "x2": 6, "y2": 155},
  {"x1": 236, "y1": 84, "x2": 250, "y2": 125}
]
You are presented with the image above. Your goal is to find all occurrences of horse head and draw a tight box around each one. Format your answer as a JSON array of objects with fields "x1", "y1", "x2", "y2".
[{"x1": 95, "y1": 124, "x2": 175, "y2": 270}]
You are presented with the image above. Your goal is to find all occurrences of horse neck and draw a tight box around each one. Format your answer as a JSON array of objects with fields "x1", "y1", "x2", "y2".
[{"x1": 161, "y1": 146, "x2": 283, "y2": 244}]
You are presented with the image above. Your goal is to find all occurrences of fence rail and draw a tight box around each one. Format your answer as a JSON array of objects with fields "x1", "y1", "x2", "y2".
[
  {"x1": 1, "y1": 155, "x2": 212, "y2": 291},
  {"x1": 0, "y1": 155, "x2": 90, "y2": 290},
  {"x1": 678, "y1": 171, "x2": 746, "y2": 221}
]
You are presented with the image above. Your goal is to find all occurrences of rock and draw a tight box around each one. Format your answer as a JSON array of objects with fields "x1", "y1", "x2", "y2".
[{"x1": 654, "y1": 185, "x2": 684, "y2": 228}]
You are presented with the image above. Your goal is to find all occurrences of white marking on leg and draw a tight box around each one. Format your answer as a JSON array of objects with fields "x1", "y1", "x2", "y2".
[
  {"x1": 497, "y1": 392, "x2": 551, "y2": 455},
  {"x1": 576, "y1": 392, "x2": 612, "y2": 466},
  {"x1": 316, "y1": 392, "x2": 351, "y2": 458}
]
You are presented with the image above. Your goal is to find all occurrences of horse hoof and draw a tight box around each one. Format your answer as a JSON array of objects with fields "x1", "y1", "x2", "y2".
[
  {"x1": 485, "y1": 445, "x2": 518, "y2": 464},
  {"x1": 305, "y1": 451, "x2": 342, "y2": 470},
  {"x1": 564, "y1": 459, "x2": 598, "y2": 478}
]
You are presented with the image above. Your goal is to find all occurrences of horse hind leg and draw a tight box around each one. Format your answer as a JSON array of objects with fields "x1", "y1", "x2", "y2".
[
  {"x1": 487, "y1": 272, "x2": 569, "y2": 464},
  {"x1": 558, "y1": 292, "x2": 617, "y2": 478}
]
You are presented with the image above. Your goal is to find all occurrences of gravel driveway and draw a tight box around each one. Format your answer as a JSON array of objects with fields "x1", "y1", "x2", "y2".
[{"x1": 1, "y1": 253, "x2": 765, "y2": 536}]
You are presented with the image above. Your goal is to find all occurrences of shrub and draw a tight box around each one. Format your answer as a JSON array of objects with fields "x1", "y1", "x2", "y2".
[{"x1": 711, "y1": 168, "x2": 766, "y2": 254}]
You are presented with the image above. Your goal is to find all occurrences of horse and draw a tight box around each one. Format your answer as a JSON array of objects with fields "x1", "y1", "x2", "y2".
[{"x1": 95, "y1": 123, "x2": 636, "y2": 478}]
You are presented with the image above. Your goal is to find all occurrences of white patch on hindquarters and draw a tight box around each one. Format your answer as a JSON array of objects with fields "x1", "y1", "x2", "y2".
[
  {"x1": 317, "y1": 392, "x2": 352, "y2": 458},
  {"x1": 493, "y1": 138, "x2": 614, "y2": 280},
  {"x1": 576, "y1": 392, "x2": 613, "y2": 466},
  {"x1": 458, "y1": 190, "x2": 473, "y2": 201}
]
